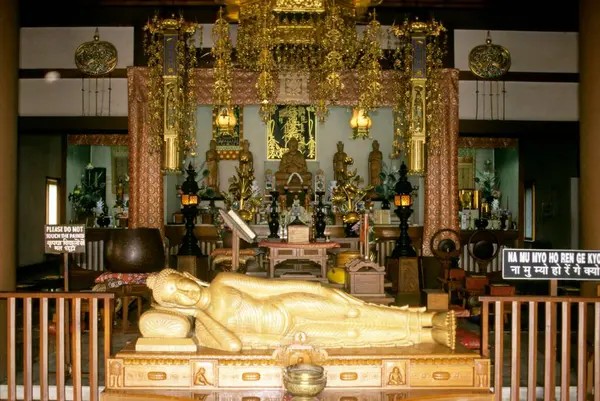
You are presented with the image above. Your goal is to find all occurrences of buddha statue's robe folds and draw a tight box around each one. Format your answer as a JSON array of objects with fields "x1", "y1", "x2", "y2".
[{"x1": 139, "y1": 269, "x2": 456, "y2": 352}]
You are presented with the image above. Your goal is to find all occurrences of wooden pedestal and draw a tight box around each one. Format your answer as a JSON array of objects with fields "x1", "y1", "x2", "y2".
[{"x1": 387, "y1": 257, "x2": 421, "y2": 294}]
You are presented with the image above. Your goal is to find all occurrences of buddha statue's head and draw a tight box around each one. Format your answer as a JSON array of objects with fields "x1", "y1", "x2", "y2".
[
  {"x1": 146, "y1": 268, "x2": 207, "y2": 308},
  {"x1": 372, "y1": 140, "x2": 379, "y2": 150},
  {"x1": 337, "y1": 141, "x2": 344, "y2": 151},
  {"x1": 288, "y1": 138, "x2": 299, "y2": 153},
  {"x1": 210, "y1": 139, "x2": 217, "y2": 150}
]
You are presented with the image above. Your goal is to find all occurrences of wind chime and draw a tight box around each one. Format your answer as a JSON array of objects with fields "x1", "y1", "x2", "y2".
[
  {"x1": 74, "y1": 28, "x2": 118, "y2": 116},
  {"x1": 468, "y1": 31, "x2": 511, "y2": 120},
  {"x1": 144, "y1": 15, "x2": 200, "y2": 174},
  {"x1": 391, "y1": 18, "x2": 447, "y2": 176}
]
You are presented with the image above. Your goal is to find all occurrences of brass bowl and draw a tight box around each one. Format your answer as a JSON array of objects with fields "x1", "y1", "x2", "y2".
[{"x1": 283, "y1": 364, "x2": 327, "y2": 397}]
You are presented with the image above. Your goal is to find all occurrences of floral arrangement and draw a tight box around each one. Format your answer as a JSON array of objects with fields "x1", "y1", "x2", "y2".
[
  {"x1": 475, "y1": 159, "x2": 501, "y2": 203},
  {"x1": 68, "y1": 167, "x2": 106, "y2": 217},
  {"x1": 375, "y1": 162, "x2": 399, "y2": 204},
  {"x1": 211, "y1": 208, "x2": 229, "y2": 241}
]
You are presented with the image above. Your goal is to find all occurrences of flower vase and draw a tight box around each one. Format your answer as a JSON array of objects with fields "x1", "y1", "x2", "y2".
[
  {"x1": 381, "y1": 199, "x2": 391, "y2": 210},
  {"x1": 96, "y1": 216, "x2": 110, "y2": 227}
]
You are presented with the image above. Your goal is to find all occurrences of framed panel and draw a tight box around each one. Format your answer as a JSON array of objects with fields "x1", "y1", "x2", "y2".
[
  {"x1": 266, "y1": 105, "x2": 317, "y2": 160},
  {"x1": 211, "y1": 105, "x2": 244, "y2": 160}
]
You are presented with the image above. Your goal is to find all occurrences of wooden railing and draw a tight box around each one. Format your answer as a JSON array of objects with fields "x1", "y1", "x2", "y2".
[
  {"x1": 1, "y1": 292, "x2": 114, "y2": 401},
  {"x1": 479, "y1": 296, "x2": 600, "y2": 401}
]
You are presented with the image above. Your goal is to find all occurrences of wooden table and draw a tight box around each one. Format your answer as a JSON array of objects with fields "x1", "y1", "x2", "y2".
[{"x1": 259, "y1": 241, "x2": 340, "y2": 281}]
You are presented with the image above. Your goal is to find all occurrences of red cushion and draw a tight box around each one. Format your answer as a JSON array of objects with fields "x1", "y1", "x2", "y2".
[{"x1": 456, "y1": 328, "x2": 481, "y2": 350}]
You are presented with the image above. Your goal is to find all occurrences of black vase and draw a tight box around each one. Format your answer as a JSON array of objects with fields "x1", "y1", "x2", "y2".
[
  {"x1": 381, "y1": 199, "x2": 391, "y2": 210},
  {"x1": 96, "y1": 216, "x2": 110, "y2": 227}
]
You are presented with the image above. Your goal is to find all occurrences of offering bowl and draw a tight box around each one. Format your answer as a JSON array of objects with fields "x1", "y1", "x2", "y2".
[{"x1": 283, "y1": 364, "x2": 327, "y2": 397}]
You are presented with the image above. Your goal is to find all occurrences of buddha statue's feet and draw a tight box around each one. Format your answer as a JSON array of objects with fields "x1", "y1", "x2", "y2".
[{"x1": 431, "y1": 311, "x2": 457, "y2": 350}]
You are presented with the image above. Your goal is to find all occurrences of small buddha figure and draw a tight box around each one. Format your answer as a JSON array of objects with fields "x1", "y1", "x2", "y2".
[
  {"x1": 333, "y1": 141, "x2": 348, "y2": 183},
  {"x1": 238, "y1": 139, "x2": 254, "y2": 177},
  {"x1": 368, "y1": 140, "x2": 383, "y2": 186},
  {"x1": 206, "y1": 139, "x2": 220, "y2": 191},
  {"x1": 139, "y1": 269, "x2": 457, "y2": 352},
  {"x1": 275, "y1": 138, "x2": 312, "y2": 188}
]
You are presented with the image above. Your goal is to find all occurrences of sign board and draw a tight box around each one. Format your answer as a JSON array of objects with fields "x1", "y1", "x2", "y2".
[
  {"x1": 502, "y1": 248, "x2": 600, "y2": 280},
  {"x1": 44, "y1": 224, "x2": 86, "y2": 254}
]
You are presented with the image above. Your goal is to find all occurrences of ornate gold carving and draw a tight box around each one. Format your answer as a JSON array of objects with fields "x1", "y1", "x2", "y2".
[
  {"x1": 123, "y1": 358, "x2": 190, "y2": 365},
  {"x1": 322, "y1": 359, "x2": 382, "y2": 366},
  {"x1": 68, "y1": 134, "x2": 128, "y2": 146},
  {"x1": 469, "y1": 32, "x2": 511, "y2": 80},
  {"x1": 277, "y1": 72, "x2": 309, "y2": 104},
  {"x1": 144, "y1": 15, "x2": 200, "y2": 172},
  {"x1": 458, "y1": 137, "x2": 518, "y2": 149},
  {"x1": 432, "y1": 371, "x2": 451, "y2": 380},
  {"x1": 474, "y1": 359, "x2": 490, "y2": 388},
  {"x1": 194, "y1": 367, "x2": 214, "y2": 386},
  {"x1": 219, "y1": 359, "x2": 279, "y2": 366},
  {"x1": 411, "y1": 357, "x2": 472, "y2": 365},
  {"x1": 339, "y1": 372, "x2": 358, "y2": 381},
  {"x1": 108, "y1": 359, "x2": 124, "y2": 388},
  {"x1": 147, "y1": 371, "x2": 167, "y2": 381},
  {"x1": 242, "y1": 372, "x2": 262, "y2": 381},
  {"x1": 74, "y1": 28, "x2": 118, "y2": 77},
  {"x1": 387, "y1": 364, "x2": 406, "y2": 385},
  {"x1": 212, "y1": 106, "x2": 244, "y2": 160}
]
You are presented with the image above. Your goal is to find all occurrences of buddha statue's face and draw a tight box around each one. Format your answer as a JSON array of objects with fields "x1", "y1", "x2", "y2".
[
  {"x1": 161, "y1": 274, "x2": 203, "y2": 306},
  {"x1": 288, "y1": 139, "x2": 298, "y2": 152},
  {"x1": 337, "y1": 142, "x2": 343, "y2": 151},
  {"x1": 373, "y1": 141, "x2": 379, "y2": 150},
  {"x1": 210, "y1": 140, "x2": 216, "y2": 150}
]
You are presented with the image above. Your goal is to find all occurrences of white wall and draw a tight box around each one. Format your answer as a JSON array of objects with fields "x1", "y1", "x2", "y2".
[
  {"x1": 454, "y1": 30, "x2": 578, "y2": 73},
  {"x1": 20, "y1": 27, "x2": 134, "y2": 69},
  {"x1": 454, "y1": 30, "x2": 579, "y2": 121}
]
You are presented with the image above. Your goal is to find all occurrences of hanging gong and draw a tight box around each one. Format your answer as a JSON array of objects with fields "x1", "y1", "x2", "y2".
[
  {"x1": 468, "y1": 32, "x2": 511, "y2": 80},
  {"x1": 75, "y1": 28, "x2": 118, "y2": 77}
]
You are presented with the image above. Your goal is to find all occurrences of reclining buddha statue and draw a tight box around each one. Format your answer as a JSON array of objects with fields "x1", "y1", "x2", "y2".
[{"x1": 139, "y1": 269, "x2": 456, "y2": 352}]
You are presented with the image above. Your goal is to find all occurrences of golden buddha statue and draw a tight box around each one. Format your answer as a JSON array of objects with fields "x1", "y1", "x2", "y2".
[
  {"x1": 275, "y1": 138, "x2": 312, "y2": 189},
  {"x1": 139, "y1": 269, "x2": 456, "y2": 352}
]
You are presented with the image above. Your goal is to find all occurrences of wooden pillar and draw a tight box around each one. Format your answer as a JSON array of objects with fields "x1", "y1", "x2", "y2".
[
  {"x1": 580, "y1": 0, "x2": 600, "y2": 297},
  {"x1": 0, "y1": 0, "x2": 18, "y2": 380}
]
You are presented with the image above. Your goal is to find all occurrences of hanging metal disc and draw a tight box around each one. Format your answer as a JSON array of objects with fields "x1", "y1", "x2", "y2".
[
  {"x1": 468, "y1": 32, "x2": 511, "y2": 80},
  {"x1": 74, "y1": 28, "x2": 118, "y2": 77}
]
